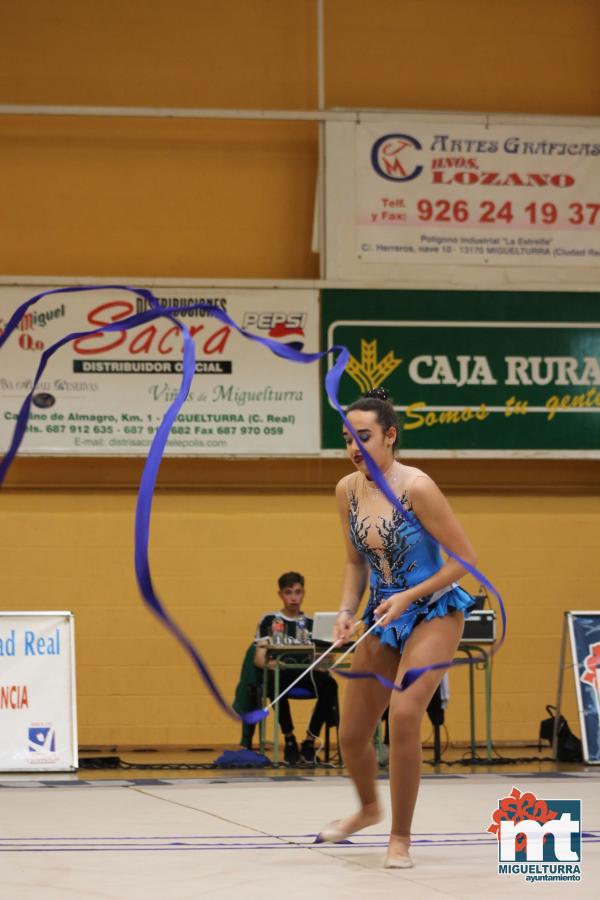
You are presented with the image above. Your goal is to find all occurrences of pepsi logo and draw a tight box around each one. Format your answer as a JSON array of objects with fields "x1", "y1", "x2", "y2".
[{"x1": 242, "y1": 312, "x2": 306, "y2": 351}]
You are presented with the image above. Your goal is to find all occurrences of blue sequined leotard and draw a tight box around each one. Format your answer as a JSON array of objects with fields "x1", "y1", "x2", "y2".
[{"x1": 344, "y1": 465, "x2": 474, "y2": 651}]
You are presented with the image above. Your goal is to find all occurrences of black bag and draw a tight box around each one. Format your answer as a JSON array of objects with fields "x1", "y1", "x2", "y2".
[{"x1": 539, "y1": 704, "x2": 583, "y2": 762}]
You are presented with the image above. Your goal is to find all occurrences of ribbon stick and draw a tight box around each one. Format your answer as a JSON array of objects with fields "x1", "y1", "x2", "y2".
[
  {"x1": 265, "y1": 617, "x2": 388, "y2": 711},
  {"x1": 330, "y1": 615, "x2": 389, "y2": 671},
  {"x1": 266, "y1": 615, "x2": 392, "y2": 710},
  {"x1": 264, "y1": 640, "x2": 343, "y2": 711},
  {"x1": 0, "y1": 284, "x2": 506, "y2": 722}
]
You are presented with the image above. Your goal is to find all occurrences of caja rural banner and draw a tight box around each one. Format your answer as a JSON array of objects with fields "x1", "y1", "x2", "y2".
[
  {"x1": 321, "y1": 289, "x2": 600, "y2": 457},
  {"x1": 325, "y1": 116, "x2": 600, "y2": 277},
  {"x1": 0, "y1": 286, "x2": 320, "y2": 456},
  {"x1": 0, "y1": 612, "x2": 78, "y2": 772}
]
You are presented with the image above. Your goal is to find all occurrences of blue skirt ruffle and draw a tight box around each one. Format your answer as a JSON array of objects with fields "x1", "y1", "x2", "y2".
[{"x1": 363, "y1": 585, "x2": 475, "y2": 653}]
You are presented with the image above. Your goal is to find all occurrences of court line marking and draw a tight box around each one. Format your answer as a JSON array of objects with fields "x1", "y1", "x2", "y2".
[
  {"x1": 3, "y1": 832, "x2": 598, "y2": 852},
  {"x1": 127, "y1": 785, "x2": 381, "y2": 873},
  {"x1": 3, "y1": 841, "x2": 599, "y2": 853}
]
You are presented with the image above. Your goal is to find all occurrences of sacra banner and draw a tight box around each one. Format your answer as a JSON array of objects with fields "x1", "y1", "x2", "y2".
[{"x1": 0, "y1": 286, "x2": 320, "y2": 456}]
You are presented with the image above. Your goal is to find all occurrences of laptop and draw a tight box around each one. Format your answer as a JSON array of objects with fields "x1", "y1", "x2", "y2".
[{"x1": 311, "y1": 611, "x2": 339, "y2": 644}]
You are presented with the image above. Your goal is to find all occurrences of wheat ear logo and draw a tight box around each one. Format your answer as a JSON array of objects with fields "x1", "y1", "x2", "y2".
[{"x1": 346, "y1": 339, "x2": 402, "y2": 393}]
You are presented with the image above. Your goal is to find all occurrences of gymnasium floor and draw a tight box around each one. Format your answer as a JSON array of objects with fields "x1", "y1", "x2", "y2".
[{"x1": 2, "y1": 767, "x2": 598, "y2": 900}]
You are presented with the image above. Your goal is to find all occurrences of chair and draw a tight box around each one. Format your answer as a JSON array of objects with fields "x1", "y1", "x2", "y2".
[
  {"x1": 258, "y1": 671, "x2": 338, "y2": 766},
  {"x1": 234, "y1": 660, "x2": 320, "y2": 753},
  {"x1": 232, "y1": 644, "x2": 264, "y2": 750}
]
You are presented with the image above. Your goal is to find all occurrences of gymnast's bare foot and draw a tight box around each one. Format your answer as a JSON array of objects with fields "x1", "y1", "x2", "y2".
[
  {"x1": 316, "y1": 801, "x2": 382, "y2": 843},
  {"x1": 384, "y1": 833, "x2": 413, "y2": 868}
]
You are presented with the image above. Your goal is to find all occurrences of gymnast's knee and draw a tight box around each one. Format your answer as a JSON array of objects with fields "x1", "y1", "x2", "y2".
[
  {"x1": 339, "y1": 718, "x2": 372, "y2": 755},
  {"x1": 388, "y1": 701, "x2": 422, "y2": 737}
]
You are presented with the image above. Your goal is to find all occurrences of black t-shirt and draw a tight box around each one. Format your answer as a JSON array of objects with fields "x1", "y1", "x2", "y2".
[{"x1": 255, "y1": 613, "x2": 314, "y2": 644}]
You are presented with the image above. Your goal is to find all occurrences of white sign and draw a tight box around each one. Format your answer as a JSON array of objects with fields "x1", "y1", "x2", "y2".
[
  {"x1": 0, "y1": 286, "x2": 320, "y2": 456},
  {"x1": 326, "y1": 115, "x2": 600, "y2": 278},
  {"x1": 0, "y1": 612, "x2": 78, "y2": 772},
  {"x1": 567, "y1": 611, "x2": 600, "y2": 764}
]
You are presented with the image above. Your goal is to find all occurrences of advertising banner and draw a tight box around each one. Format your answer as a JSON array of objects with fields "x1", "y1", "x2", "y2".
[
  {"x1": 567, "y1": 612, "x2": 600, "y2": 764},
  {"x1": 0, "y1": 612, "x2": 78, "y2": 772},
  {"x1": 0, "y1": 286, "x2": 320, "y2": 456},
  {"x1": 325, "y1": 116, "x2": 600, "y2": 278},
  {"x1": 321, "y1": 289, "x2": 600, "y2": 457}
]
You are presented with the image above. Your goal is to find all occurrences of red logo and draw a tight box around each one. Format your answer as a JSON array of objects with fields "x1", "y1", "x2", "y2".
[
  {"x1": 487, "y1": 787, "x2": 558, "y2": 853},
  {"x1": 581, "y1": 642, "x2": 600, "y2": 686}
]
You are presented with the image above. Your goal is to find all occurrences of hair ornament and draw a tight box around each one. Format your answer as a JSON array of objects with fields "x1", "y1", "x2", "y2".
[{"x1": 363, "y1": 387, "x2": 391, "y2": 401}]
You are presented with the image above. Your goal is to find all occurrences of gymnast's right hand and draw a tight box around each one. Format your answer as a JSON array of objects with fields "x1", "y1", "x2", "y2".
[{"x1": 333, "y1": 609, "x2": 355, "y2": 645}]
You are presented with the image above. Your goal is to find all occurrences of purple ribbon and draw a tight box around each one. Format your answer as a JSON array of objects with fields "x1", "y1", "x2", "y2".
[{"x1": 0, "y1": 285, "x2": 505, "y2": 720}]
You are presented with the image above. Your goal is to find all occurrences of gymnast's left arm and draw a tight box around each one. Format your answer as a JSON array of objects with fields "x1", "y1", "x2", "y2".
[{"x1": 374, "y1": 475, "x2": 476, "y2": 621}]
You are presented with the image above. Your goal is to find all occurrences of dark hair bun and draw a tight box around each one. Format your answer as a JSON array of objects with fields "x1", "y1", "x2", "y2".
[{"x1": 363, "y1": 387, "x2": 391, "y2": 402}]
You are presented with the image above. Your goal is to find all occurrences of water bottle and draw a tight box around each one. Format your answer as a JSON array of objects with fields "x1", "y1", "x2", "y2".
[
  {"x1": 271, "y1": 616, "x2": 285, "y2": 645},
  {"x1": 296, "y1": 613, "x2": 308, "y2": 644}
]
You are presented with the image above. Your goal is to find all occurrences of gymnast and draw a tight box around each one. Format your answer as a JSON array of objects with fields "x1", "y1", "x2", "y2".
[{"x1": 318, "y1": 388, "x2": 476, "y2": 868}]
